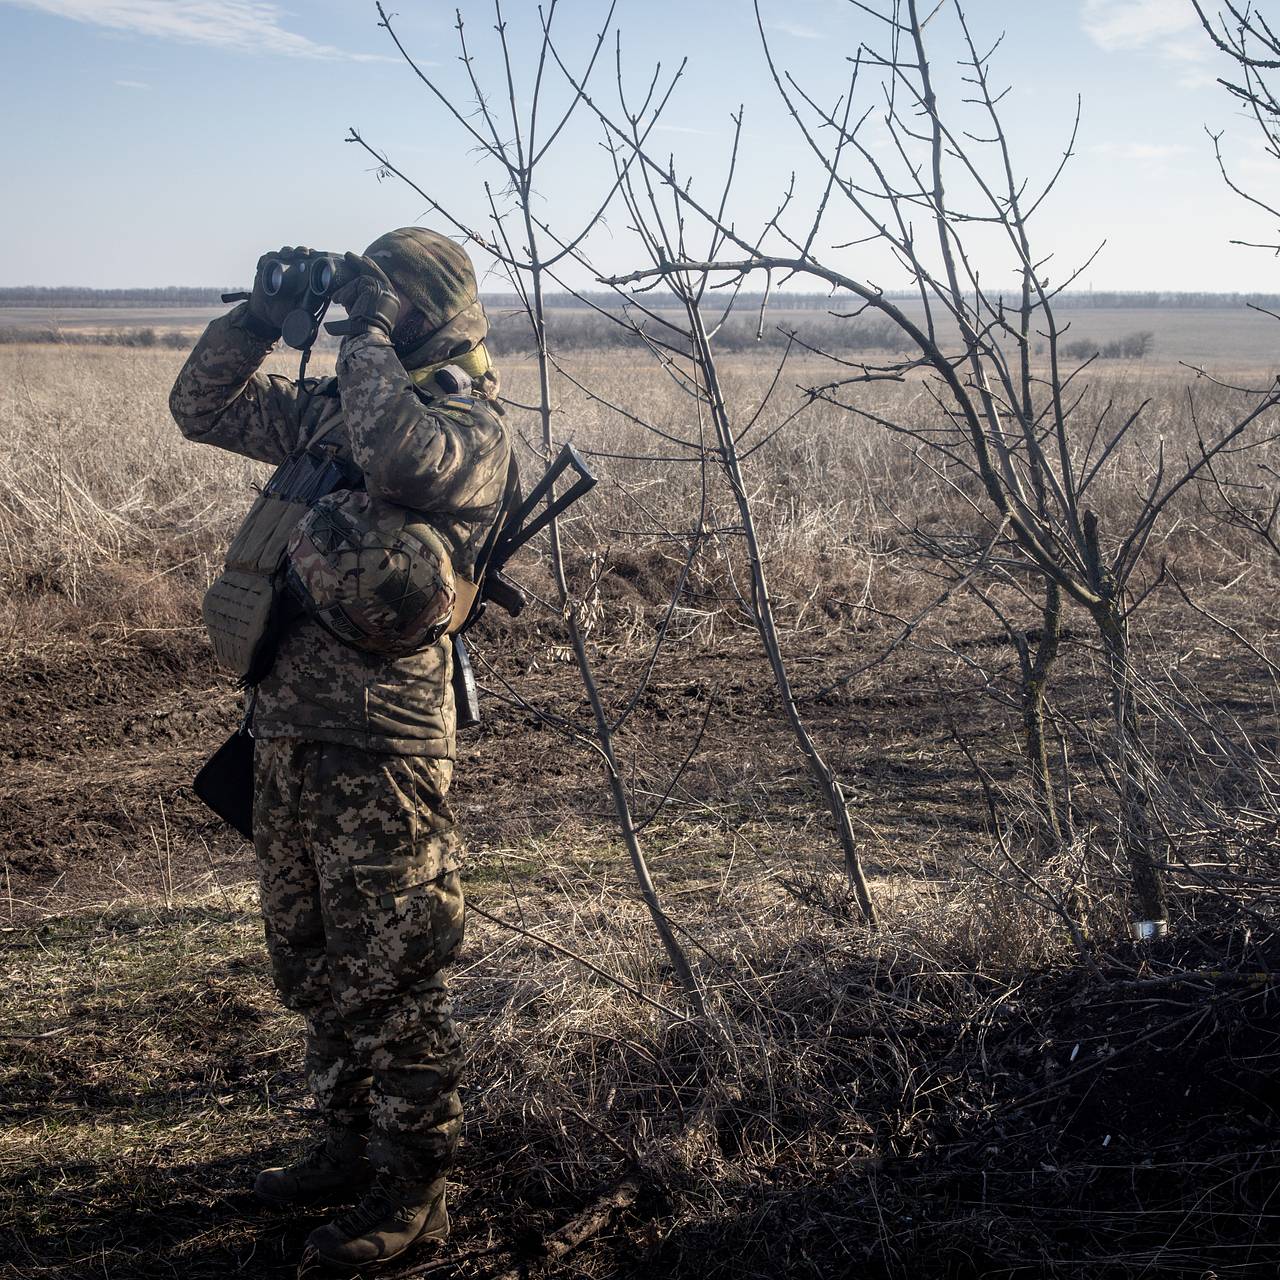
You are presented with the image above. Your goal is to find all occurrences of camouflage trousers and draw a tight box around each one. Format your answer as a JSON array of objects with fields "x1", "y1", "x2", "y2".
[{"x1": 252, "y1": 738, "x2": 466, "y2": 1182}]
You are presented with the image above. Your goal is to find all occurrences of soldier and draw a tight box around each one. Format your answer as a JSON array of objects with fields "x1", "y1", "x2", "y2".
[{"x1": 171, "y1": 229, "x2": 516, "y2": 1269}]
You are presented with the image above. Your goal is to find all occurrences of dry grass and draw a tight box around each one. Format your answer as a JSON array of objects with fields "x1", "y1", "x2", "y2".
[{"x1": 1, "y1": 341, "x2": 1278, "y2": 1277}]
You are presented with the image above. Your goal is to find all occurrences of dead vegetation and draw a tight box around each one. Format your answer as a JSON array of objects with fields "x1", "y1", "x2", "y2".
[
  {"x1": 4, "y1": 1, "x2": 1280, "y2": 1273},
  {"x1": 1, "y1": 337, "x2": 1277, "y2": 1278}
]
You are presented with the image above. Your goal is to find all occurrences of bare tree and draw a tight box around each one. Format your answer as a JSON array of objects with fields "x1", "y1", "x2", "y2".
[
  {"x1": 560, "y1": 0, "x2": 1280, "y2": 935},
  {"x1": 579, "y1": 87, "x2": 880, "y2": 925},
  {"x1": 1195, "y1": 0, "x2": 1280, "y2": 251}
]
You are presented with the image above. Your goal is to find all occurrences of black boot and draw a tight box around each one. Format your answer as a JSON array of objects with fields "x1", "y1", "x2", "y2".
[
  {"x1": 305, "y1": 1175, "x2": 448, "y2": 1268},
  {"x1": 254, "y1": 1127, "x2": 372, "y2": 1206}
]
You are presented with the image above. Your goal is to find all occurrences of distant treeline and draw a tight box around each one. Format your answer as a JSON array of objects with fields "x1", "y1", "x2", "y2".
[
  {"x1": 0, "y1": 316, "x2": 1159, "y2": 361},
  {"x1": 4, "y1": 286, "x2": 1280, "y2": 311},
  {"x1": 0, "y1": 326, "x2": 192, "y2": 349},
  {"x1": 1017, "y1": 291, "x2": 1280, "y2": 310},
  {"x1": 487, "y1": 309, "x2": 909, "y2": 353},
  {"x1": 490, "y1": 311, "x2": 1157, "y2": 359},
  {"x1": 0, "y1": 287, "x2": 238, "y2": 308}
]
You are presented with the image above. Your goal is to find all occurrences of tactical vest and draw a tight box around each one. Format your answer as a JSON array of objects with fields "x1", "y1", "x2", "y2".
[
  {"x1": 202, "y1": 368, "x2": 484, "y2": 683},
  {"x1": 202, "y1": 423, "x2": 356, "y2": 682}
]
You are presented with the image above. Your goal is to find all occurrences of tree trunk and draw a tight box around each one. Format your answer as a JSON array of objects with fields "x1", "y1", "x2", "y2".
[
  {"x1": 1020, "y1": 580, "x2": 1063, "y2": 856},
  {"x1": 524, "y1": 241, "x2": 710, "y2": 1020},
  {"x1": 684, "y1": 302, "x2": 877, "y2": 926},
  {"x1": 1096, "y1": 600, "x2": 1168, "y2": 927}
]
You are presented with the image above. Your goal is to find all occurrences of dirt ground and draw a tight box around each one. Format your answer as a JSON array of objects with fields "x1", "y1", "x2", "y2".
[{"x1": 2, "y1": 593, "x2": 1278, "y2": 1279}]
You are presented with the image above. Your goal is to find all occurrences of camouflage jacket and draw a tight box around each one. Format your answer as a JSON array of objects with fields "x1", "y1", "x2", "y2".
[{"x1": 170, "y1": 303, "x2": 515, "y2": 759}]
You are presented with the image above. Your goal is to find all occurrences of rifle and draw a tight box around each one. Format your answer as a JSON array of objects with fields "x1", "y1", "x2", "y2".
[{"x1": 452, "y1": 442, "x2": 596, "y2": 728}]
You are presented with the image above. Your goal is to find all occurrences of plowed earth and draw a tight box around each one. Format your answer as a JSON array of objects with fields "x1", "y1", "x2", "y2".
[
  {"x1": 2, "y1": 609, "x2": 1278, "y2": 1279},
  {"x1": 1, "y1": 613, "x2": 1005, "y2": 910}
]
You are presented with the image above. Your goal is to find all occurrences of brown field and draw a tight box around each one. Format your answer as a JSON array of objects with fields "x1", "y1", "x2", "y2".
[
  {"x1": 1, "y1": 334, "x2": 1278, "y2": 1278},
  {"x1": 4, "y1": 298, "x2": 1280, "y2": 366}
]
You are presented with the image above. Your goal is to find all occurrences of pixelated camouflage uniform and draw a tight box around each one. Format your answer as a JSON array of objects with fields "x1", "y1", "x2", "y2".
[{"x1": 171, "y1": 302, "x2": 513, "y2": 1180}]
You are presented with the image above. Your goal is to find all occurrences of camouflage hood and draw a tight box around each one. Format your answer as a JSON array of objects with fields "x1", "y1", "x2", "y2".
[{"x1": 364, "y1": 227, "x2": 489, "y2": 370}]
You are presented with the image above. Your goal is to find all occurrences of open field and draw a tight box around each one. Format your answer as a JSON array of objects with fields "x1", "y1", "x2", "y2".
[
  {"x1": 4, "y1": 298, "x2": 1280, "y2": 367},
  {"x1": 0, "y1": 305, "x2": 235, "y2": 334},
  {"x1": 1, "y1": 336, "x2": 1278, "y2": 1278}
]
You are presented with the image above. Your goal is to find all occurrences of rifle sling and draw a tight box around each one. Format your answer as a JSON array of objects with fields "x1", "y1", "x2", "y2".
[{"x1": 448, "y1": 574, "x2": 481, "y2": 635}]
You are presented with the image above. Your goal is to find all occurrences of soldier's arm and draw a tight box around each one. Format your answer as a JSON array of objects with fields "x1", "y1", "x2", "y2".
[
  {"x1": 169, "y1": 304, "x2": 304, "y2": 464},
  {"x1": 335, "y1": 331, "x2": 510, "y2": 516}
]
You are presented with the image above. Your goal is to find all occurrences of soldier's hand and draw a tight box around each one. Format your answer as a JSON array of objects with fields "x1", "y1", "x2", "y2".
[
  {"x1": 247, "y1": 245, "x2": 312, "y2": 335},
  {"x1": 325, "y1": 252, "x2": 401, "y2": 341}
]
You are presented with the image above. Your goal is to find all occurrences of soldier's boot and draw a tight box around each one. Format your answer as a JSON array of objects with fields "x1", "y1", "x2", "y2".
[
  {"x1": 254, "y1": 1128, "x2": 372, "y2": 1206},
  {"x1": 305, "y1": 1175, "x2": 449, "y2": 1269}
]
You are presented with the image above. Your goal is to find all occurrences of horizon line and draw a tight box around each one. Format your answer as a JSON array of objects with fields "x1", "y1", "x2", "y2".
[{"x1": 3, "y1": 285, "x2": 1279, "y2": 302}]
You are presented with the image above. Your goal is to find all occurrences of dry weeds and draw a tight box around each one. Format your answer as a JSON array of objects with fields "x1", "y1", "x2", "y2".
[{"x1": 1, "y1": 343, "x2": 1277, "y2": 1277}]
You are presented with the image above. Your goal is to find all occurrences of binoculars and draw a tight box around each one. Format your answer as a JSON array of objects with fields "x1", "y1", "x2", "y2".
[
  {"x1": 260, "y1": 253, "x2": 348, "y2": 303},
  {"x1": 262, "y1": 251, "x2": 354, "y2": 350},
  {"x1": 223, "y1": 250, "x2": 353, "y2": 351}
]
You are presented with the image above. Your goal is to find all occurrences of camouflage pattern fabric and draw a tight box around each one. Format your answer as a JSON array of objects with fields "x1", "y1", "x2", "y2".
[
  {"x1": 169, "y1": 303, "x2": 302, "y2": 465},
  {"x1": 253, "y1": 737, "x2": 465, "y2": 1180},
  {"x1": 286, "y1": 490, "x2": 457, "y2": 657},
  {"x1": 335, "y1": 332, "x2": 512, "y2": 566},
  {"x1": 170, "y1": 303, "x2": 514, "y2": 757},
  {"x1": 171, "y1": 246, "x2": 514, "y2": 1192},
  {"x1": 364, "y1": 227, "x2": 489, "y2": 371}
]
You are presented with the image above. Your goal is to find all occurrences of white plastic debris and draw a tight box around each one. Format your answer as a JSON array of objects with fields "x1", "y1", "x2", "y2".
[{"x1": 1129, "y1": 918, "x2": 1168, "y2": 941}]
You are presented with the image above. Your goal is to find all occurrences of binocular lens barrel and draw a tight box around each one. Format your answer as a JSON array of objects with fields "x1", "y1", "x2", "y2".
[
  {"x1": 262, "y1": 260, "x2": 287, "y2": 297},
  {"x1": 310, "y1": 257, "x2": 335, "y2": 294},
  {"x1": 260, "y1": 254, "x2": 340, "y2": 300}
]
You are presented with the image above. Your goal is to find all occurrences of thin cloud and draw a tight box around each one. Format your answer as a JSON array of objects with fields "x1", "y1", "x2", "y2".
[
  {"x1": 1081, "y1": 0, "x2": 1196, "y2": 51},
  {"x1": 1237, "y1": 153, "x2": 1280, "y2": 176},
  {"x1": 1226, "y1": 136, "x2": 1280, "y2": 179},
  {"x1": 766, "y1": 19, "x2": 824, "y2": 40},
  {"x1": 113, "y1": 78, "x2": 149, "y2": 89},
  {"x1": 1080, "y1": 0, "x2": 1212, "y2": 86},
  {"x1": 1, "y1": 0, "x2": 391, "y2": 61}
]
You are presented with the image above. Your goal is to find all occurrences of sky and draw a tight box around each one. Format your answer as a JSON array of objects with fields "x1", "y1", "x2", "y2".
[{"x1": 0, "y1": 0, "x2": 1276, "y2": 294}]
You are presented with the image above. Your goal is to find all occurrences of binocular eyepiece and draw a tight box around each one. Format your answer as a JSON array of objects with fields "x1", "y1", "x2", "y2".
[
  {"x1": 214, "y1": 250, "x2": 353, "y2": 350},
  {"x1": 220, "y1": 248, "x2": 358, "y2": 354}
]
